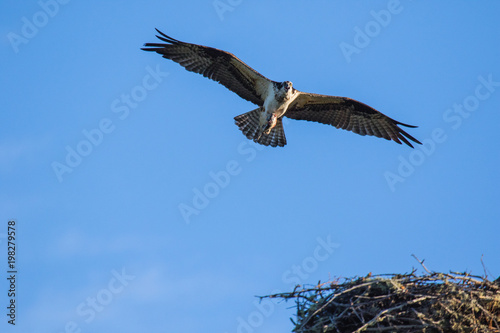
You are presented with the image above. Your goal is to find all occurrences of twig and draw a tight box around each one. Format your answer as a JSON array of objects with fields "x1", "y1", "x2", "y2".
[
  {"x1": 411, "y1": 254, "x2": 432, "y2": 274},
  {"x1": 265, "y1": 270, "x2": 499, "y2": 333},
  {"x1": 471, "y1": 297, "x2": 500, "y2": 330},
  {"x1": 353, "y1": 296, "x2": 430, "y2": 333},
  {"x1": 364, "y1": 324, "x2": 428, "y2": 331},
  {"x1": 296, "y1": 280, "x2": 380, "y2": 331}
]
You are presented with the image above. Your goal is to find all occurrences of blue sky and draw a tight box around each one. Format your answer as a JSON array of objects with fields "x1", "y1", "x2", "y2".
[{"x1": 1, "y1": 1, "x2": 499, "y2": 332}]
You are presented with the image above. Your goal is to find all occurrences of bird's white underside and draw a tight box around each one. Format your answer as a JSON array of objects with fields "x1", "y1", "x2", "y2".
[{"x1": 260, "y1": 81, "x2": 299, "y2": 133}]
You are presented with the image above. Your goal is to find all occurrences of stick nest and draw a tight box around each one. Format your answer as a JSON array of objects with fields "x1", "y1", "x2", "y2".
[{"x1": 262, "y1": 271, "x2": 500, "y2": 333}]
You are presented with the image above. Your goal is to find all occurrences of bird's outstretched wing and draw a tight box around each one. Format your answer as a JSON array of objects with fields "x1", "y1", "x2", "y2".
[
  {"x1": 142, "y1": 29, "x2": 272, "y2": 106},
  {"x1": 286, "y1": 92, "x2": 421, "y2": 147}
]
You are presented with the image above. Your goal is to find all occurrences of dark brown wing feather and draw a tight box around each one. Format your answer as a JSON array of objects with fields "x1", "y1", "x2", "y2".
[
  {"x1": 141, "y1": 29, "x2": 271, "y2": 106},
  {"x1": 286, "y1": 92, "x2": 421, "y2": 148}
]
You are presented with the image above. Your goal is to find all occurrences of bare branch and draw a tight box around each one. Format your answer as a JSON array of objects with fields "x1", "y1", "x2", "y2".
[{"x1": 411, "y1": 254, "x2": 432, "y2": 274}]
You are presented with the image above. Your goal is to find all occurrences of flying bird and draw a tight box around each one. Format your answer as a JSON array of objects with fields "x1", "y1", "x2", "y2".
[{"x1": 142, "y1": 29, "x2": 421, "y2": 148}]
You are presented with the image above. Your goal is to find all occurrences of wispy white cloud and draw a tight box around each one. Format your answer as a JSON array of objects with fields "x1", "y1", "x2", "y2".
[
  {"x1": 48, "y1": 229, "x2": 160, "y2": 258},
  {"x1": 0, "y1": 136, "x2": 51, "y2": 174}
]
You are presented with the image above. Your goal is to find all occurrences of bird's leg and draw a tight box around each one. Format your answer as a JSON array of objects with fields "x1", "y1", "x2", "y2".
[{"x1": 262, "y1": 114, "x2": 278, "y2": 135}]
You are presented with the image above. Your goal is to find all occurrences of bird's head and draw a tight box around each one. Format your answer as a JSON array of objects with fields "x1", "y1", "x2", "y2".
[
  {"x1": 283, "y1": 80, "x2": 293, "y2": 93},
  {"x1": 277, "y1": 81, "x2": 293, "y2": 100}
]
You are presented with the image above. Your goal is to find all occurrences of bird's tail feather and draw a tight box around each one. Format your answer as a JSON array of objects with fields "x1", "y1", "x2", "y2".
[{"x1": 234, "y1": 109, "x2": 287, "y2": 147}]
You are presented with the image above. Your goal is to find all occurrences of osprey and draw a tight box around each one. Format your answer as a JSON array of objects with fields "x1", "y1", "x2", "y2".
[{"x1": 142, "y1": 29, "x2": 421, "y2": 148}]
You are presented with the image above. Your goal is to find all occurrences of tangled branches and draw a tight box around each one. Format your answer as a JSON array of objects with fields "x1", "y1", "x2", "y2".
[{"x1": 262, "y1": 271, "x2": 500, "y2": 333}]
